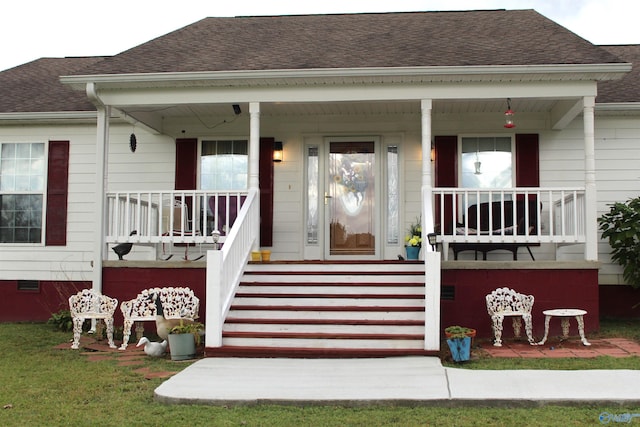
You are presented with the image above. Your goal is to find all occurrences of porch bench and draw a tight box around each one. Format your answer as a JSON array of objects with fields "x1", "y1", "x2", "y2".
[
  {"x1": 119, "y1": 286, "x2": 199, "y2": 350},
  {"x1": 451, "y1": 199, "x2": 540, "y2": 261},
  {"x1": 68, "y1": 289, "x2": 118, "y2": 349}
]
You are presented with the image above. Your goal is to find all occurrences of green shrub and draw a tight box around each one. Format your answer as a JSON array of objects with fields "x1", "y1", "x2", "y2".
[
  {"x1": 599, "y1": 197, "x2": 640, "y2": 289},
  {"x1": 47, "y1": 309, "x2": 74, "y2": 332}
]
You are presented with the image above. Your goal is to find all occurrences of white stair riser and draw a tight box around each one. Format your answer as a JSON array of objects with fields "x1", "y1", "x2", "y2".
[
  {"x1": 224, "y1": 323, "x2": 425, "y2": 334},
  {"x1": 233, "y1": 297, "x2": 425, "y2": 307},
  {"x1": 237, "y1": 285, "x2": 425, "y2": 295},
  {"x1": 227, "y1": 310, "x2": 424, "y2": 321},
  {"x1": 242, "y1": 274, "x2": 425, "y2": 284},
  {"x1": 222, "y1": 337, "x2": 425, "y2": 349},
  {"x1": 244, "y1": 264, "x2": 425, "y2": 274}
]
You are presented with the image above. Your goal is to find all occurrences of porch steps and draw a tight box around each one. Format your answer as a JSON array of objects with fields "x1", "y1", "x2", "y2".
[{"x1": 206, "y1": 261, "x2": 434, "y2": 358}]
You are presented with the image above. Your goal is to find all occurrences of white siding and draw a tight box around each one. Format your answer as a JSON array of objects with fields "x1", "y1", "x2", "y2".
[{"x1": 0, "y1": 123, "x2": 175, "y2": 281}]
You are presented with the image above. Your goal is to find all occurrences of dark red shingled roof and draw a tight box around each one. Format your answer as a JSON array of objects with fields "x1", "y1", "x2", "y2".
[
  {"x1": 73, "y1": 10, "x2": 623, "y2": 75},
  {"x1": 0, "y1": 10, "x2": 633, "y2": 114},
  {"x1": 598, "y1": 45, "x2": 640, "y2": 103},
  {"x1": 0, "y1": 57, "x2": 107, "y2": 113}
]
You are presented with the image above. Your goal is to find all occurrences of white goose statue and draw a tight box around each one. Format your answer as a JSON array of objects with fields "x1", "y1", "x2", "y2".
[{"x1": 136, "y1": 337, "x2": 168, "y2": 357}]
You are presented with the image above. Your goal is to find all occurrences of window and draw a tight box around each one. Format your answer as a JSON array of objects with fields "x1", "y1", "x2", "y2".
[
  {"x1": 386, "y1": 145, "x2": 399, "y2": 244},
  {"x1": 460, "y1": 137, "x2": 513, "y2": 189},
  {"x1": 200, "y1": 140, "x2": 248, "y2": 190},
  {"x1": 306, "y1": 146, "x2": 319, "y2": 245},
  {"x1": 0, "y1": 143, "x2": 45, "y2": 243}
]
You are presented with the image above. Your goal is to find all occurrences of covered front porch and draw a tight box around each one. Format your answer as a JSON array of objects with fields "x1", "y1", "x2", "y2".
[{"x1": 63, "y1": 64, "x2": 616, "y2": 354}]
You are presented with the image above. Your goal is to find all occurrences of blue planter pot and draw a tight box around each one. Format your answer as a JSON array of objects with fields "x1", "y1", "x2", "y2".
[
  {"x1": 405, "y1": 246, "x2": 421, "y2": 260},
  {"x1": 446, "y1": 336, "x2": 471, "y2": 362}
]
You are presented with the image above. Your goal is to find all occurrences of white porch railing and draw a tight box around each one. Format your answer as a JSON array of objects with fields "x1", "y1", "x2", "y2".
[
  {"x1": 206, "y1": 188, "x2": 259, "y2": 347},
  {"x1": 105, "y1": 190, "x2": 249, "y2": 246},
  {"x1": 105, "y1": 188, "x2": 260, "y2": 349},
  {"x1": 432, "y1": 187, "x2": 586, "y2": 245}
]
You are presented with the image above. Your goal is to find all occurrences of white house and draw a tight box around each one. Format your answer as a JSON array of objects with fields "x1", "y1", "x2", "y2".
[{"x1": 0, "y1": 10, "x2": 637, "y2": 355}]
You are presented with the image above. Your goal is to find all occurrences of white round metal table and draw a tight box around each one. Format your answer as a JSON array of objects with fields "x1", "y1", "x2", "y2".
[{"x1": 537, "y1": 308, "x2": 591, "y2": 346}]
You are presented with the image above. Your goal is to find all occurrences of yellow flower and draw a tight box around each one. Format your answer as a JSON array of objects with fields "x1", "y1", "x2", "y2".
[{"x1": 405, "y1": 216, "x2": 422, "y2": 247}]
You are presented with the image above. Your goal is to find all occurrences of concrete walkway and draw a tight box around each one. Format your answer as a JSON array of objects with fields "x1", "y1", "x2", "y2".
[{"x1": 154, "y1": 356, "x2": 640, "y2": 406}]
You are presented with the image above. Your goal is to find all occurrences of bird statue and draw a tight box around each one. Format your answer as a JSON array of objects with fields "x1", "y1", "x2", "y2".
[
  {"x1": 153, "y1": 293, "x2": 201, "y2": 340},
  {"x1": 112, "y1": 230, "x2": 137, "y2": 260},
  {"x1": 136, "y1": 336, "x2": 168, "y2": 357}
]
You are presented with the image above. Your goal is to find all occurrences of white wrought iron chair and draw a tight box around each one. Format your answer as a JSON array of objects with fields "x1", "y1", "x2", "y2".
[
  {"x1": 485, "y1": 287, "x2": 536, "y2": 347},
  {"x1": 68, "y1": 289, "x2": 118, "y2": 349}
]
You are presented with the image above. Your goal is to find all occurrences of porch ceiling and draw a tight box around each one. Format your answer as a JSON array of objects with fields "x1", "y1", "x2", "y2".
[{"x1": 123, "y1": 98, "x2": 559, "y2": 121}]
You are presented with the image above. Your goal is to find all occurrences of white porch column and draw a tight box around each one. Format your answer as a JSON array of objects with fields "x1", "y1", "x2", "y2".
[
  {"x1": 420, "y1": 99, "x2": 435, "y2": 238},
  {"x1": 249, "y1": 102, "x2": 261, "y2": 250},
  {"x1": 421, "y1": 99, "x2": 441, "y2": 351},
  {"x1": 92, "y1": 104, "x2": 110, "y2": 294},
  {"x1": 583, "y1": 96, "x2": 598, "y2": 261}
]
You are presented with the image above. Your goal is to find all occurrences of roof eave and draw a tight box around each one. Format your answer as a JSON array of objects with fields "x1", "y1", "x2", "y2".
[
  {"x1": 60, "y1": 63, "x2": 632, "y2": 90},
  {"x1": 596, "y1": 102, "x2": 640, "y2": 114},
  {"x1": 0, "y1": 111, "x2": 113, "y2": 124}
]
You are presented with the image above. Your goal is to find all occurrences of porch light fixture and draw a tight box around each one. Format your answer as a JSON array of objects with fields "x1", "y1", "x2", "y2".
[
  {"x1": 211, "y1": 230, "x2": 221, "y2": 250},
  {"x1": 504, "y1": 98, "x2": 515, "y2": 129},
  {"x1": 474, "y1": 152, "x2": 482, "y2": 175},
  {"x1": 273, "y1": 141, "x2": 283, "y2": 163},
  {"x1": 232, "y1": 104, "x2": 241, "y2": 115},
  {"x1": 427, "y1": 232, "x2": 437, "y2": 251}
]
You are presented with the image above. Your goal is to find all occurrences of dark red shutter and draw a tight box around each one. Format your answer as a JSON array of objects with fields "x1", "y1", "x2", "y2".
[
  {"x1": 259, "y1": 137, "x2": 274, "y2": 246},
  {"x1": 175, "y1": 138, "x2": 198, "y2": 190},
  {"x1": 515, "y1": 134, "x2": 539, "y2": 187},
  {"x1": 45, "y1": 141, "x2": 69, "y2": 246},
  {"x1": 434, "y1": 136, "x2": 457, "y2": 234}
]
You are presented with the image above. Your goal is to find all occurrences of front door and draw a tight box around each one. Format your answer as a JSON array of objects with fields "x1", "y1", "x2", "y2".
[{"x1": 325, "y1": 140, "x2": 378, "y2": 258}]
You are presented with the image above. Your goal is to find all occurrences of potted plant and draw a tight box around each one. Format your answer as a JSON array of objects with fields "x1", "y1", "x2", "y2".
[
  {"x1": 444, "y1": 325, "x2": 476, "y2": 363},
  {"x1": 167, "y1": 320, "x2": 204, "y2": 361},
  {"x1": 404, "y1": 216, "x2": 422, "y2": 260}
]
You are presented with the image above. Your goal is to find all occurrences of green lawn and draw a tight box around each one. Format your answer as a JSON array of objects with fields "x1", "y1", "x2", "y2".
[{"x1": 0, "y1": 321, "x2": 638, "y2": 426}]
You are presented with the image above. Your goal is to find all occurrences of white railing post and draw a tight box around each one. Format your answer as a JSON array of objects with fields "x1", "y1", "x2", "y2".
[
  {"x1": 424, "y1": 251, "x2": 441, "y2": 351},
  {"x1": 205, "y1": 249, "x2": 224, "y2": 348}
]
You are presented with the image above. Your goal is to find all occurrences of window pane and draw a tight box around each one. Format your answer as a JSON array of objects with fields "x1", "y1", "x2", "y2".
[
  {"x1": 306, "y1": 146, "x2": 319, "y2": 244},
  {"x1": 200, "y1": 140, "x2": 248, "y2": 191},
  {"x1": 386, "y1": 146, "x2": 399, "y2": 244},
  {"x1": 461, "y1": 137, "x2": 512, "y2": 189},
  {"x1": 0, "y1": 143, "x2": 45, "y2": 243}
]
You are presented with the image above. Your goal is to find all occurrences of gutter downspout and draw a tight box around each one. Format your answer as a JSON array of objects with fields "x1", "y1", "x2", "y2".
[{"x1": 86, "y1": 82, "x2": 110, "y2": 297}]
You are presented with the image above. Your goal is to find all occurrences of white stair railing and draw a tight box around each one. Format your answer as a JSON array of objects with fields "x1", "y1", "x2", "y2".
[{"x1": 206, "y1": 188, "x2": 259, "y2": 348}]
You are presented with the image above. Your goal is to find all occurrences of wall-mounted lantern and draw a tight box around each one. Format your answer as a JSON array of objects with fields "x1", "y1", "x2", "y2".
[{"x1": 273, "y1": 141, "x2": 283, "y2": 162}]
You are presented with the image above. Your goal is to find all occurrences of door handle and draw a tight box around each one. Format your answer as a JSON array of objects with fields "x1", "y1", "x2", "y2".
[{"x1": 324, "y1": 192, "x2": 333, "y2": 205}]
